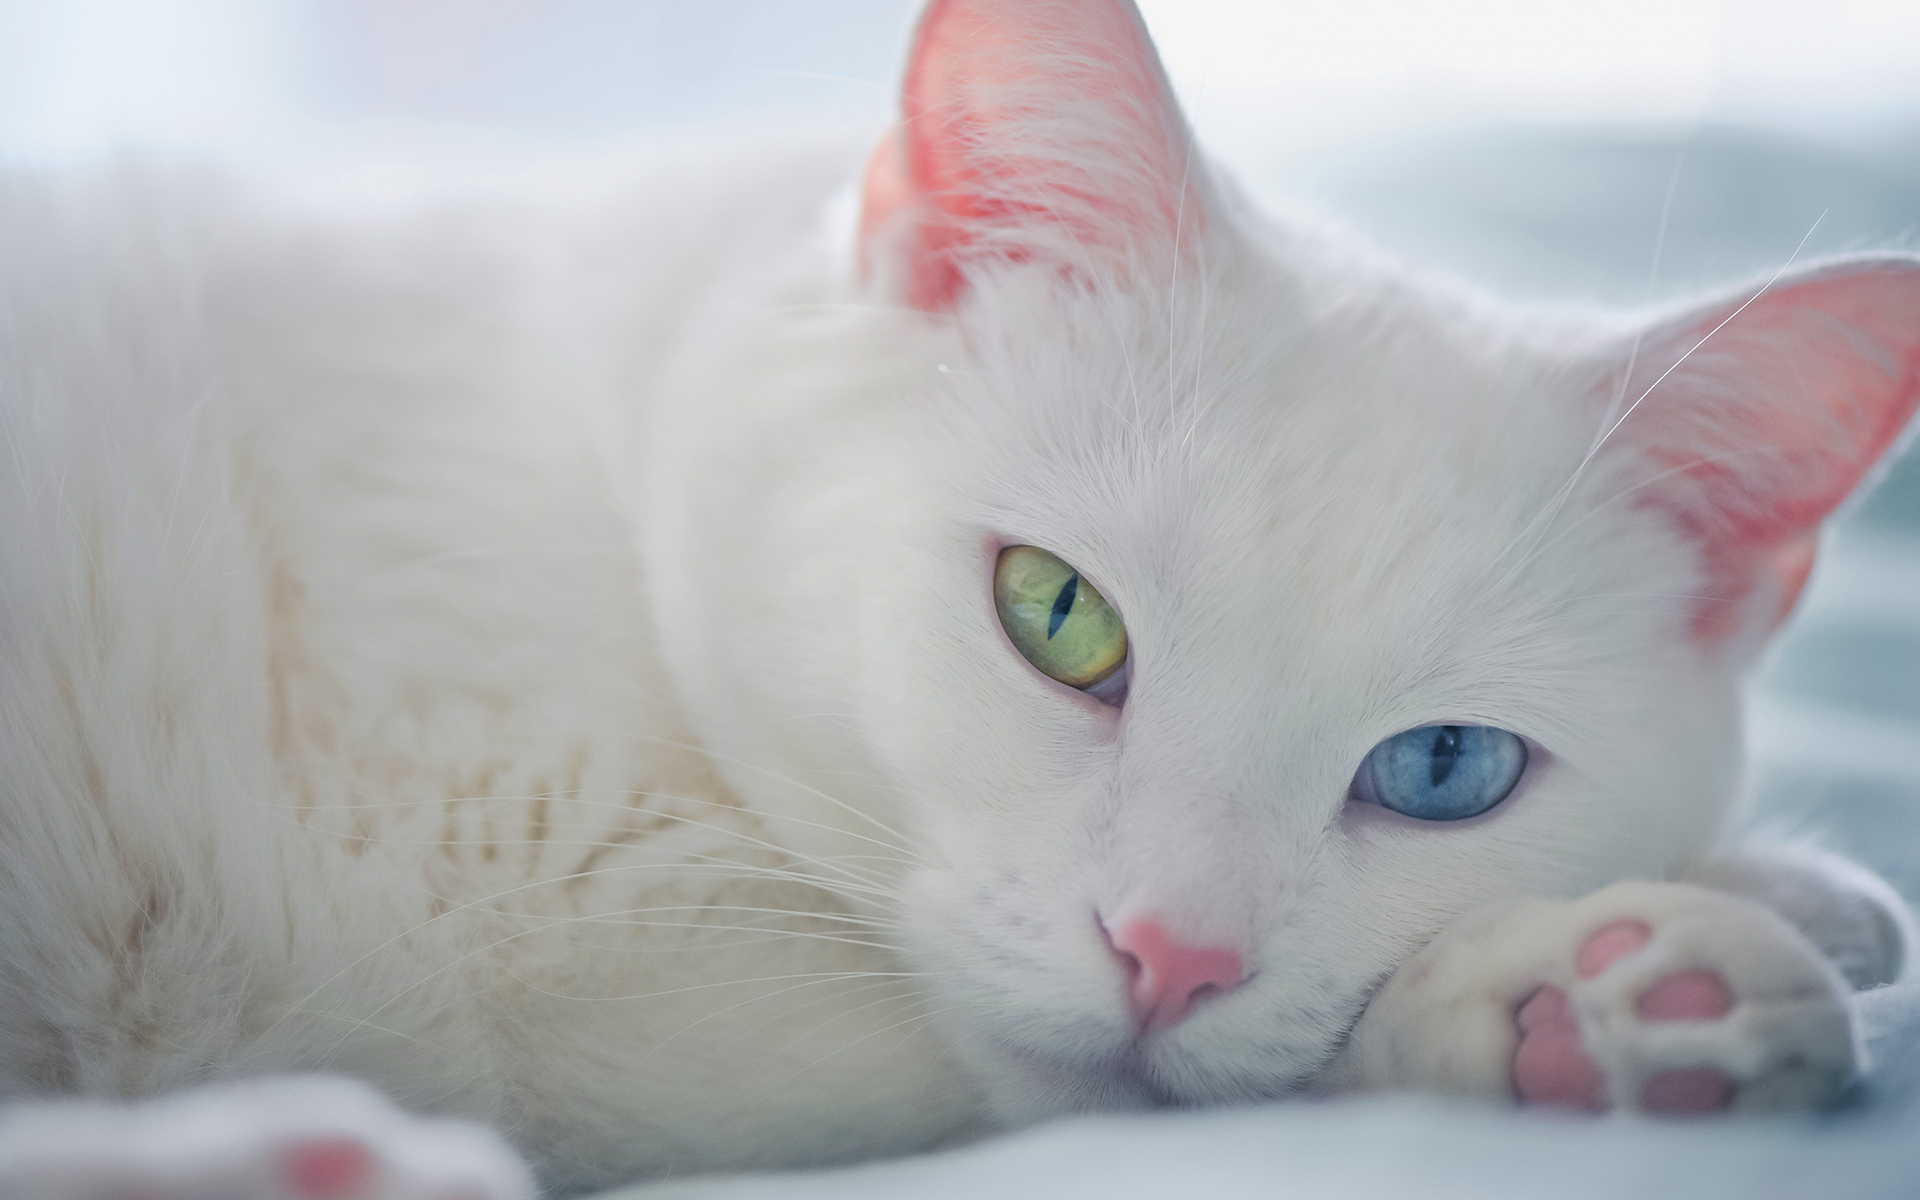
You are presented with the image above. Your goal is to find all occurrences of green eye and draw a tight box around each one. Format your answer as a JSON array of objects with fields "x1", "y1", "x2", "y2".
[{"x1": 993, "y1": 545, "x2": 1128, "y2": 690}]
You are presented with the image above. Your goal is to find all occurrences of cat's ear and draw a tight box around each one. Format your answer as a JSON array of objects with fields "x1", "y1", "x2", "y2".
[
  {"x1": 859, "y1": 0, "x2": 1204, "y2": 312},
  {"x1": 1598, "y1": 255, "x2": 1920, "y2": 645}
]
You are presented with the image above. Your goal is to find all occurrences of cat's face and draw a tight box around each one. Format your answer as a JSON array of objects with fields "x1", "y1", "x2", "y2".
[
  {"x1": 645, "y1": 0, "x2": 1920, "y2": 1124},
  {"x1": 855, "y1": 255, "x2": 1742, "y2": 1116}
]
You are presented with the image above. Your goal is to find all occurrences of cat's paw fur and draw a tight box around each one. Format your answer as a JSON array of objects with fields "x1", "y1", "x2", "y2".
[
  {"x1": 1328, "y1": 881, "x2": 1861, "y2": 1113},
  {"x1": 0, "y1": 1076, "x2": 535, "y2": 1200}
]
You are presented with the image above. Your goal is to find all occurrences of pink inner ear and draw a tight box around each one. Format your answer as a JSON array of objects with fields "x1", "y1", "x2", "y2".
[
  {"x1": 1612, "y1": 261, "x2": 1920, "y2": 642},
  {"x1": 859, "y1": 0, "x2": 1201, "y2": 311}
]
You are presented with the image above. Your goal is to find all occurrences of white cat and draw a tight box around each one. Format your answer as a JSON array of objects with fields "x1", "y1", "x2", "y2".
[{"x1": 2, "y1": 0, "x2": 1917, "y2": 1196}]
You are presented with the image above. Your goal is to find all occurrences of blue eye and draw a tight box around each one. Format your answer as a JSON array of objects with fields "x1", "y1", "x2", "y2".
[{"x1": 1352, "y1": 725, "x2": 1528, "y2": 821}]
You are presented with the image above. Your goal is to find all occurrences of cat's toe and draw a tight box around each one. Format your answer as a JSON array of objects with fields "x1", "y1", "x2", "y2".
[
  {"x1": 1512, "y1": 984, "x2": 1605, "y2": 1110},
  {"x1": 278, "y1": 1135, "x2": 373, "y2": 1197},
  {"x1": 0, "y1": 1076, "x2": 535, "y2": 1200},
  {"x1": 1513, "y1": 977, "x2": 1740, "y2": 1113},
  {"x1": 1510, "y1": 882, "x2": 1860, "y2": 1115}
]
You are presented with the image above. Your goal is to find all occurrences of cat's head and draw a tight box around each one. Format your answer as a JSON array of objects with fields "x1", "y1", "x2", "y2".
[{"x1": 649, "y1": 0, "x2": 1920, "y2": 1121}]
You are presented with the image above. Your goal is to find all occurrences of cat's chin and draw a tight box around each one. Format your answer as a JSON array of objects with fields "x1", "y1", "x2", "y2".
[
  {"x1": 953, "y1": 1021, "x2": 1321, "y2": 1127},
  {"x1": 965, "y1": 1041, "x2": 1172, "y2": 1127}
]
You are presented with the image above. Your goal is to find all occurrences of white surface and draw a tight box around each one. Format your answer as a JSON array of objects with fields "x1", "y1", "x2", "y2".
[{"x1": 611, "y1": 986, "x2": 1920, "y2": 1200}]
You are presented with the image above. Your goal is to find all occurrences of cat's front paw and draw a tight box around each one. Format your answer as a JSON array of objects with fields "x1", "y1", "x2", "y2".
[
  {"x1": 1333, "y1": 881, "x2": 1861, "y2": 1114},
  {"x1": 1506, "y1": 882, "x2": 1858, "y2": 1113},
  {"x1": 0, "y1": 1076, "x2": 536, "y2": 1200}
]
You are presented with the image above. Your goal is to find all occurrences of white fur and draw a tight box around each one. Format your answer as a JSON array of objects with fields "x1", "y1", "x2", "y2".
[{"x1": 1, "y1": 0, "x2": 1914, "y2": 1193}]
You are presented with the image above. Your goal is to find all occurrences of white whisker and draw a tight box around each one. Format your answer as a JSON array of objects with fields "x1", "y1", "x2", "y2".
[{"x1": 624, "y1": 732, "x2": 919, "y2": 851}]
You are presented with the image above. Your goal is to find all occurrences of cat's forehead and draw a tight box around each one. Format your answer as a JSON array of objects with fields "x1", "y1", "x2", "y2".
[
  {"x1": 935, "y1": 263, "x2": 1634, "y2": 740},
  {"x1": 953, "y1": 264, "x2": 1576, "y2": 595}
]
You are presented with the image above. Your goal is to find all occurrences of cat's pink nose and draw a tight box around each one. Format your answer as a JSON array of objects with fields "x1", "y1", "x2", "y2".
[{"x1": 1106, "y1": 917, "x2": 1245, "y2": 1033}]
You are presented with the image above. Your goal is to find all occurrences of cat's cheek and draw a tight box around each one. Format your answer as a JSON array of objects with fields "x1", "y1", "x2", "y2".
[{"x1": 1339, "y1": 739, "x2": 1552, "y2": 835}]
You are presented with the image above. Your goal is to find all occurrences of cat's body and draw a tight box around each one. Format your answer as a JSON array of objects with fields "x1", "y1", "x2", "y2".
[
  {"x1": 3, "y1": 2, "x2": 1919, "y2": 1197},
  {"x1": 0, "y1": 146, "x2": 984, "y2": 1189}
]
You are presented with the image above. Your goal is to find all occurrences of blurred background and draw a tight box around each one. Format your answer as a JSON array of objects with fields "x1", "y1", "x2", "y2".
[{"x1": 2, "y1": 0, "x2": 1916, "y2": 890}]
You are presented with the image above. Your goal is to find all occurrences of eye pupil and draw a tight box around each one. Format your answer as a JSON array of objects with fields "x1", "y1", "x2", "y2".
[
  {"x1": 1047, "y1": 573, "x2": 1079, "y2": 639},
  {"x1": 1429, "y1": 725, "x2": 1463, "y2": 787}
]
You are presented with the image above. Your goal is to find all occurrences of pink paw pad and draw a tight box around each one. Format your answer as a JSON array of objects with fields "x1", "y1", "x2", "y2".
[
  {"x1": 1512, "y1": 985, "x2": 1605, "y2": 1110},
  {"x1": 281, "y1": 1137, "x2": 375, "y2": 1198},
  {"x1": 1574, "y1": 919, "x2": 1651, "y2": 978},
  {"x1": 1636, "y1": 968, "x2": 1735, "y2": 1021},
  {"x1": 1634, "y1": 968, "x2": 1737, "y2": 1113},
  {"x1": 1512, "y1": 921, "x2": 1740, "y2": 1113}
]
